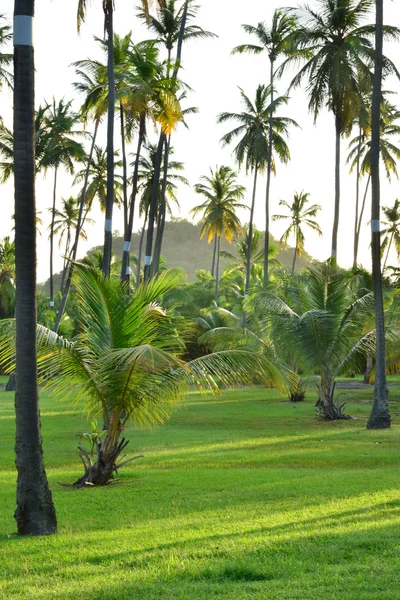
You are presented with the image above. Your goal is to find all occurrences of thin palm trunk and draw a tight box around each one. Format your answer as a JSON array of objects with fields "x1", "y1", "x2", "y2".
[
  {"x1": 143, "y1": 133, "x2": 165, "y2": 282},
  {"x1": 214, "y1": 235, "x2": 221, "y2": 303},
  {"x1": 121, "y1": 116, "x2": 145, "y2": 282},
  {"x1": 353, "y1": 128, "x2": 362, "y2": 268},
  {"x1": 367, "y1": 0, "x2": 390, "y2": 429},
  {"x1": 49, "y1": 168, "x2": 58, "y2": 310},
  {"x1": 245, "y1": 166, "x2": 258, "y2": 298},
  {"x1": 264, "y1": 58, "x2": 274, "y2": 287},
  {"x1": 354, "y1": 174, "x2": 371, "y2": 263},
  {"x1": 13, "y1": 0, "x2": 56, "y2": 535},
  {"x1": 54, "y1": 118, "x2": 99, "y2": 333},
  {"x1": 211, "y1": 234, "x2": 217, "y2": 276},
  {"x1": 331, "y1": 115, "x2": 341, "y2": 259},
  {"x1": 59, "y1": 228, "x2": 71, "y2": 295},
  {"x1": 292, "y1": 226, "x2": 298, "y2": 272},
  {"x1": 152, "y1": 135, "x2": 171, "y2": 275},
  {"x1": 383, "y1": 230, "x2": 394, "y2": 269},
  {"x1": 120, "y1": 102, "x2": 128, "y2": 235},
  {"x1": 102, "y1": 4, "x2": 115, "y2": 278},
  {"x1": 136, "y1": 214, "x2": 147, "y2": 287}
]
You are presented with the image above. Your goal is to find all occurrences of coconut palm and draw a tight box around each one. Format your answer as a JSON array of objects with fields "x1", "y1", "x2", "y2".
[
  {"x1": 232, "y1": 10, "x2": 299, "y2": 286},
  {"x1": 273, "y1": 191, "x2": 322, "y2": 272},
  {"x1": 282, "y1": 0, "x2": 400, "y2": 260},
  {"x1": 0, "y1": 265, "x2": 289, "y2": 487},
  {"x1": 192, "y1": 166, "x2": 247, "y2": 302},
  {"x1": 218, "y1": 84, "x2": 298, "y2": 305},
  {"x1": 381, "y1": 199, "x2": 400, "y2": 269},
  {"x1": 13, "y1": 0, "x2": 57, "y2": 535}
]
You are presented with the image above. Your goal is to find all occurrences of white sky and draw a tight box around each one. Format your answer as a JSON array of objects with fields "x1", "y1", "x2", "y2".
[{"x1": 0, "y1": 0, "x2": 399, "y2": 283}]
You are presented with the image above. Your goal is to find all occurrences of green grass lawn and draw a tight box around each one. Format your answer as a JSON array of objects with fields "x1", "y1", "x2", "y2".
[{"x1": 1, "y1": 377, "x2": 400, "y2": 599}]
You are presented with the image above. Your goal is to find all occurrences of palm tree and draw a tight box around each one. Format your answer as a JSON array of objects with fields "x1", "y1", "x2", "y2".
[
  {"x1": 232, "y1": 10, "x2": 298, "y2": 286},
  {"x1": 192, "y1": 166, "x2": 247, "y2": 302},
  {"x1": 44, "y1": 98, "x2": 86, "y2": 311},
  {"x1": 283, "y1": 0, "x2": 400, "y2": 259},
  {"x1": 0, "y1": 265, "x2": 288, "y2": 487},
  {"x1": 272, "y1": 191, "x2": 322, "y2": 272},
  {"x1": 381, "y1": 199, "x2": 400, "y2": 269},
  {"x1": 13, "y1": 0, "x2": 57, "y2": 535},
  {"x1": 218, "y1": 84, "x2": 298, "y2": 305},
  {"x1": 0, "y1": 14, "x2": 12, "y2": 97}
]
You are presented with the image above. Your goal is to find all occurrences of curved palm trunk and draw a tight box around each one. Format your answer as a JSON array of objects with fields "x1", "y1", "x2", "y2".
[
  {"x1": 367, "y1": 0, "x2": 390, "y2": 430},
  {"x1": 353, "y1": 129, "x2": 362, "y2": 268},
  {"x1": 152, "y1": 135, "x2": 171, "y2": 275},
  {"x1": 264, "y1": 58, "x2": 274, "y2": 287},
  {"x1": 102, "y1": 4, "x2": 115, "y2": 278},
  {"x1": 54, "y1": 118, "x2": 99, "y2": 333},
  {"x1": 120, "y1": 116, "x2": 145, "y2": 282},
  {"x1": 211, "y1": 234, "x2": 217, "y2": 276},
  {"x1": 13, "y1": 0, "x2": 56, "y2": 534},
  {"x1": 59, "y1": 228, "x2": 71, "y2": 295},
  {"x1": 143, "y1": 133, "x2": 165, "y2": 282},
  {"x1": 214, "y1": 235, "x2": 221, "y2": 303},
  {"x1": 49, "y1": 167, "x2": 58, "y2": 310},
  {"x1": 331, "y1": 115, "x2": 341, "y2": 260}
]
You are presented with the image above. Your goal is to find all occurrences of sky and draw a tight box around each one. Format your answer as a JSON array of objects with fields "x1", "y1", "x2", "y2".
[{"x1": 0, "y1": 0, "x2": 399, "y2": 283}]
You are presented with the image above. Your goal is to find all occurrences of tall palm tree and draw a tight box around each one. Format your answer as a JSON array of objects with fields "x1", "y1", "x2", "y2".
[
  {"x1": 13, "y1": 0, "x2": 56, "y2": 535},
  {"x1": 77, "y1": 0, "x2": 163, "y2": 277},
  {"x1": 283, "y1": 0, "x2": 400, "y2": 259},
  {"x1": 272, "y1": 191, "x2": 322, "y2": 272},
  {"x1": 367, "y1": 0, "x2": 390, "y2": 429},
  {"x1": 232, "y1": 10, "x2": 298, "y2": 286},
  {"x1": 44, "y1": 98, "x2": 86, "y2": 311},
  {"x1": 381, "y1": 199, "x2": 400, "y2": 269},
  {"x1": 218, "y1": 84, "x2": 298, "y2": 305},
  {"x1": 192, "y1": 166, "x2": 247, "y2": 302}
]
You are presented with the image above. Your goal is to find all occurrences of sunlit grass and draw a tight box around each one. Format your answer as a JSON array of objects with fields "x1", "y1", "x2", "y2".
[{"x1": 0, "y1": 377, "x2": 400, "y2": 599}]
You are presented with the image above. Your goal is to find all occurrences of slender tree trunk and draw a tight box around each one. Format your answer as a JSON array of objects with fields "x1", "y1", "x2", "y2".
[
  {"x1": 120, "y1": 117, "x2": 145, "y2": 282},
  {"x1": 331, "y1": 115, "x2": 341, "y2": 259},
  {"x1": 214, "y1": 235, "x2": 221, "y2": 303},
  {"x1": 354, "y1": 174, "x2": 371, "y2": 268},
  {"x1": 211, "y1": 234, "x2": 217, "y2": 276},
  {"x1": 292, "y1": 229, "x2": 297, "y2": 272},
  {"x1": 59, "y1": 230, "x2": 70, "y2": 296},
  {"x1": 243, "y1": 167, "x2": 258, "y2": 327},
  {"x1": 364, "y1": 353, "x2": 373, "y2": 384},
  {"x1": 49, "y1": 168, "x2": 58, "y2": 310},
  {"x1": 152, "y1": 135, "x2": 171, "y2": 275},
  {"x1": 136, "y1": 214, "x2": 147, "y2": 288},
  {"x1": 102, "y1": 4, "x2": 115, "y2": 278},
  {"x1": 54, "y1": 119, "x2": 99, "y2": 333},
  {"x1": 143, "y1": 133, "x2": 165, "y2": 282},
  {"x1": 13, "y1": 0, "x2": 57, "y2": 535},
  {"x1": 353, "y1": 128, "x2": 362, "y2": 268},
  {"x1": 120, "y1": 103, "x2": 128, "y2": 234},
  {"x1": 367, "y1": 0, "x2": 390, "y2": 429},
  {"x1": 264, "y1": 58, "x2": 274, "y2": 287},
  {"x1": 383, "y1": 231, "x2": 394, "y2": 269}
]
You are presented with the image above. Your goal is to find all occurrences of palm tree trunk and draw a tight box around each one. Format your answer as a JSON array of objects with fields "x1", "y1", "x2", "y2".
[
  {"x1": 49, "y1": 167, "x2": 58, "y2": 310},
  {"x1": 264, "y1": 58, "x2": 274, "y2": 287},
  {"x1": 143, "y1": 132, "x2": 165, "y2": 282},
  {"x1": 292, "y1": 227, "x2": 297, "y2": 272},
  {"x1": 121, "y1": 116, "x2": 145, "y2": 282},
  {"x1": 214, "y1": 235, "x2": 221, "y2": 303},
  {"x1": 13, "y1": 0, "x2": 57, "y2": 535},
  {"x1": 367, "y1": 0, "x2": 390, "y2": 430},
  {"x1": 152, "y1": 135, "x2": 171, "y2": 275},
  {"x1": 245, "y1": 166, "x2": 258, "y2": 299},
  {"x1": 136, "y1": 214, "x2": 147, "y2": 288},
  {"x1": 331, "y1": 114, "x2": 341, "y2": 260},
  {"x1": 102, "y1": 3, "x2": 115, "y2": 278},
  {"x1": 354, "y1": 174, "x2": 371, "y2": 268},
  {"x1": 211, "y1": 234, "x2": 217, "y2": 276},
  {"x1": 120, "y1": 102, "x2": 128, "y2": 236},
  {"x1": 353, "y1": 128, "x2": 362, "y2": 268},
  {"x1": 383, "y1": 231, "x2": 394, "y2": 269},
  {"x1": 54, "y1": 118, "x2": 99, "y2": 333}
]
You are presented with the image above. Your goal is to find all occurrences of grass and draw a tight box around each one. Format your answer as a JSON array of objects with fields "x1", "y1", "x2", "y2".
[{"x1": 1, "y1": 377, "x2": 400, "y2": 599}]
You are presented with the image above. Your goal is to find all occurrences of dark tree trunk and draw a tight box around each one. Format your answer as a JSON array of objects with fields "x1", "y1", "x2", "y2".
[
  {"x1": 136, "y1": 215, "x2": 147, "y2": 288},
  {"x1": 13, "y1": 0, "x2": 57, "y2": 535},
  {"x1": 152, "y1": 135, "x2": 171, "y2": 276},
  {"x1": 243, "y1": 166, "x2": 258, "y2": 328},
  {"x1": 354, "y1": 175, "x2": 371, "y2": 269},
  {"x1": 120, "y1": 103, "x2": 128, "y2": 235},
  {"x1": 353, "y1": 128, "x2": 362, "y2": 268},
  {"x1": 214, "y1": 235, "x2": 221, "y2": 303},
  {"x1": 49, "y1": 168, "x2": 58, "y2": 310},
  {"x1": 54, "y1": 118, "x2": 99, "y2": 333},
  {"x1": 121, "y1": 116, "x2": 145, "y2": 283},
  {"x1": 143, "y1": 133, "x2": 165, "y2": 282},
  {"x1": 367, "y1": 0, "x2": 390, "y2": 429},
  {"x1": 211, "y1": 234, "x2": 217, "y2": 276},
  {"x1": 264, "y1": 58, "x2": 274, "y2": 287},
  {"x1": 102, "y1": 4, "x2": 115, "y2": 278},
  {"x1": 331, "y1": 114, "x2": 341, "y2": 260}
]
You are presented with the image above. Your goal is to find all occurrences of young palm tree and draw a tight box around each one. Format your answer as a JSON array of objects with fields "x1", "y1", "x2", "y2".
[
  {"x1": 232, "y1": 10, "x2": 298, "y2": 286},
  {"x1": 0, "y1": 265, "x2": 289, "y2": 487},
  {"x1": 381, "y1": 199, "x2": 400, "y2": 269},
  {"x1": 272, "y1": 191, "x2": 322, "y2": 272},
  {"x1": 13, "y1": 0, "x2": 57, "y2": 535},
  {"x1": 191, "y1": 166, "x2": 247, "y2": 302},
  {"x1": 218, "y1": 84, "x2": 298, "y2": 304},
  {"x1": 283, "y1": 0, "x2": 400, "y2": 259}
]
